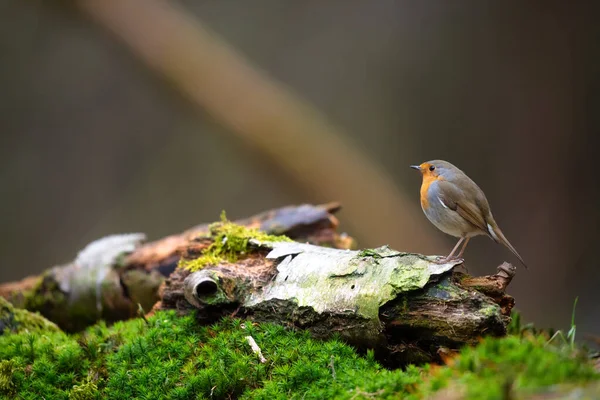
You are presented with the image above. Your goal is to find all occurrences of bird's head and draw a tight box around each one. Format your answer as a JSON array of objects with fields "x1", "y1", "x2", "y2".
[{"x1": 410, "y1": 160, "x2": 459, "y2": 181}]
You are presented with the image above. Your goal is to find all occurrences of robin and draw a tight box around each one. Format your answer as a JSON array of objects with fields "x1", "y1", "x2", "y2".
[{"x1": 410, "y1": 160, "x2": 526, "y2": 268}]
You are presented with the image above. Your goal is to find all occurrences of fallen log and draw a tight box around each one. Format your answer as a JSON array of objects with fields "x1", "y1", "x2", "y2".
[
  {"x1": 0, "y1": 203, "x2": 349, "y2": 332},
  {"x1": 158, "y1": 221, "x2": 516, "y2": 366},
  {"x1": 1, "y1": 201, "x2": 517, "y2": 364}
]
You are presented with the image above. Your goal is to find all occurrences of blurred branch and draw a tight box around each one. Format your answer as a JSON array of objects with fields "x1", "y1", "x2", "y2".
[{"x1": 73, "y1": 0, "x2": 441, "y2": 250}]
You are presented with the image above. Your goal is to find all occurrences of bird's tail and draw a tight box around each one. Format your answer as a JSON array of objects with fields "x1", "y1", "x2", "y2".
[{"x1": 487, "y1": 220, "x2": 528, "y2": 269}]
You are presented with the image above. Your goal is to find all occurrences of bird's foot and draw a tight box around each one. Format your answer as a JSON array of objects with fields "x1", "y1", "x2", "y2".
[
  {"x1": 434, "y1": 256, "x2": 469, "y2": 273},
  {"x1": 434, "y1": 256, "x2": 464, "y2": 265}
]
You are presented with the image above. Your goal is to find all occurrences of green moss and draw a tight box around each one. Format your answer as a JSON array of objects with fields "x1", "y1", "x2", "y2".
[
  {"x1": 0, "y1": 329, "x2": 88, "y2": 399},
  {"x1": 0, "y1": 297, "x2": 598, "y2": 399},
  {"x1": 0, "y1": 296, "x2": 60, "y2": 335},
  {"x1": 421, "y1": 334, "x2": 598, "y2": 399},
  {"x1": 23, "y1": 274, "x2": 68, "y2": 312},
  {"x1": 179, "y1": 211, "x2": 292, "y2": 272},
  {"x1": 357, "y1": 249, "x2": 384, "y2": 259},
  {"x1": 479, "y1": 304, "x2": 501, "y2": 318},
  {"x1": 0, "y1": 359, "x2": 16, "y2": 397},
  {"x1": 69, "y1": 379, "x2": 98, "y2": 400}
]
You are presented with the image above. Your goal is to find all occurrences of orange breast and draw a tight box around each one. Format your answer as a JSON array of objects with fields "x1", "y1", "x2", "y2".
[{"x1": 420, "y1": 174, "x2": 440, "y2": 209}]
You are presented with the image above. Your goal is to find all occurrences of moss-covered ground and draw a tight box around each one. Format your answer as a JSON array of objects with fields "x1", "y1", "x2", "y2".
[
  {"x1": 2, "y1": 215, "x2": 598, "y2": 398},
  {"x1": 0, "y1": 303, "x2": 597, "y2": 400}
]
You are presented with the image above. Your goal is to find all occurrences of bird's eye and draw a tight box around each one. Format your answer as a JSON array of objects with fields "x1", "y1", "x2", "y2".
[{"x1": 429, "y1": 165, "x2": 436, "y2": 171}]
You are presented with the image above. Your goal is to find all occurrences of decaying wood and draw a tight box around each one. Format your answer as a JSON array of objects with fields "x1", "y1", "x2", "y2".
[
  {"x1": 1, "y1": 199, "x2": 519, "y2": 364},
  {"x1": 125, "y1": 201, "x2": 346, "y2": 272},
  {"x1": 454, "y1": 262, "x2": 516, "y2": 316},
  {"x1": 0, "y1": 203, "x2": 348, "y2": 332},
  {"x1": 159, "y1": 239, "x2": 516, "y2": 366}
]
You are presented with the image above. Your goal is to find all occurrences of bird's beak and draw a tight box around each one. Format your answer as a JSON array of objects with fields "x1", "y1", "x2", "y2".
[{"x1": 410, "y1": 165, "x2": 421, "y2": 171}]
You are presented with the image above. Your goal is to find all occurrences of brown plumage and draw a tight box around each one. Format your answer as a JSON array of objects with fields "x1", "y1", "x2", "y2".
[{"x1": 411, "y1": 160, "x2": 527, "y2": 268}]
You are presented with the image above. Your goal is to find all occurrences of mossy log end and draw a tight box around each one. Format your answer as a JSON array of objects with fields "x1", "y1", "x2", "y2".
[{"x1": 159, "y1": 240, "x2": 516, "y2": 365}]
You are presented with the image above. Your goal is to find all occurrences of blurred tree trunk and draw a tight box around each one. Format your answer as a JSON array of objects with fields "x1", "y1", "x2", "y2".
[{"x1": 72, "y1": 0, "x2": 443, "y2": 254}]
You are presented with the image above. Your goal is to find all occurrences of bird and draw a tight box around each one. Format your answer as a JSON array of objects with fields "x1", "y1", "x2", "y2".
[{"x1": 410, "y1": 160, "x2": 527, "y2": 268}]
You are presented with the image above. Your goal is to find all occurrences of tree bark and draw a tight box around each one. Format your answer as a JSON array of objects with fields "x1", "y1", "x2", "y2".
[
  {"x1": 0, "y1": 203, "x2": 347, "y2": 332},
  {"x1": 160, "y1": 239, "x2": 516, "y2": 366},
  {"x1": 0, "y1": 200, "x2": 517, "y2": 365}
]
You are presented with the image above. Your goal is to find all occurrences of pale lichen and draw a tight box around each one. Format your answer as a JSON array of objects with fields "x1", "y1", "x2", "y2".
[{"x1": 245, "y1": 244, "x2": 463, "y2": 344}]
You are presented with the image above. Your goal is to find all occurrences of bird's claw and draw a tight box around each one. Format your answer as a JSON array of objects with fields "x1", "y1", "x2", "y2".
[{"x1": 434, "y1": 256, "x2": 464, "y2": 265}]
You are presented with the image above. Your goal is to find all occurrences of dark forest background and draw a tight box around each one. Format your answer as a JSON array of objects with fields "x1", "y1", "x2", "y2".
[{"x1": 1, "y1": 1, "x2": 599, "y2": 339}]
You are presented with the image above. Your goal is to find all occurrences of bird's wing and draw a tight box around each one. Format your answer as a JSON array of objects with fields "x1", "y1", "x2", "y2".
[{"x1": 437, "y1": 180, "x2": 488, "y2": 233}]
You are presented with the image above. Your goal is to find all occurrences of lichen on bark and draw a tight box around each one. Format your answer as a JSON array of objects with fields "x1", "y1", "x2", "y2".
[{"x1": 243, "y1": 242, "x2": 461, "y2": 344}]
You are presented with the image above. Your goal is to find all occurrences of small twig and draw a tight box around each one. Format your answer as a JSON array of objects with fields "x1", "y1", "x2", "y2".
[
  {"x1": 245, "y1": 336, "x2": 267, "y2": 363},
  {"x1": 496, "y1": 262, "x2": 517, "y2": 288},
  {"x1": 329, "y1": 355, "x2": 336, "y2": 380},
  {"x1": 230, "y1": 305, "x2": 241, "y2": 318}
]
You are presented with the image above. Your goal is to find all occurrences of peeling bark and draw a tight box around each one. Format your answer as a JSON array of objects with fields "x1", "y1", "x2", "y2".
[
  {"x1": 1, "y1": 200, "x2": 518, "y2": 363},
  {"x1": 0, "y1": 203, "x2": 347, "y2": 332},
  {"x1": 159, "y1": 240, "x2": 516, "y2": 365}
]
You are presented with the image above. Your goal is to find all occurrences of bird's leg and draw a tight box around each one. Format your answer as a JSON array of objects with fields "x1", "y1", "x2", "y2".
[
  {"x1": 452, "y1": 237, "x2": 471, "y2": 272},
  {"x1": 435, "y1": 237, "x2": 464, "y2": 263},
  {"x1": 456, "y1": 237, "x2": 471, "y2": 258},
  {"x1": 446, "y1": 237, "x2": 465, "y2": 259}
]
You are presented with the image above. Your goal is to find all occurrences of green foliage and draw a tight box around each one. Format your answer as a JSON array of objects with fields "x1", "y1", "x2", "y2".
[
  {"x1": 547, "y1": 296, "x2": 579, "y2": 351},
  {"x1": 179, "y1": 211, "x2": 292, "y2": 271},
  {"x1": 0, "y1": 305, "x2": 598, "y2": 400},
  {"x1": 422, "y1": 334, "x2": 597, "y2": 399},
  {"x1": 0, "y1": 330, "x2": 88, "y2": 399}
]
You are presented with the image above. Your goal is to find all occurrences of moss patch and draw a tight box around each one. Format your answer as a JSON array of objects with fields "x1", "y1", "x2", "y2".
[
  {"x1": 422, "y1": 333, "x2": 598, "y2": 398},
  {"x1": 0, "y1": 359, "x2": 16, "y2": 397},
  {"x1": 0, "y1": 296, "x2": 60, "y2": 335},
  {"x1": 179, "y1": 211, "x2": 292, "y2": 272},
  {"x1": 69, "y1": 378, "x2": 98, "y2": 400},
  {"x1": 0, "y1": 302, "x2": 597, "y2": 399},
  {"x1": 23, "y1": 274, "x2": 67, "y2": 312}
]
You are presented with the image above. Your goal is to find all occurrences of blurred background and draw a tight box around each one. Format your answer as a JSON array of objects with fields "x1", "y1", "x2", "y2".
[{"x1": 1, "y1": 1, "x2": 598, "y2": 339}]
